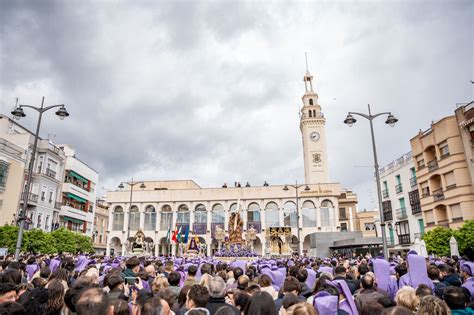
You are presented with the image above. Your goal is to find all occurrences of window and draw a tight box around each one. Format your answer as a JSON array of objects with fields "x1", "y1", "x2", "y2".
[
  {"x1": 177, "y1": 204, "x2": 190, "y2": 224},
  {"x1": 247, "y1": 203, "x2": 261, "y2": 223},
  {"x1": 320, "y1": 200, "x2": 334, "y2": 227},
  {"x1": 302, "y1": 200, "x2": 316, "y2": 227},
  {"x1": 144, "y1": 205, "x2": 156, "y2": 231},
  {"x1": 283, "y1": 201, "x2": 297, "y2": 228},
  {"x1": 364, "y1": 223, "x2": 375, "y2": 231},
  {"x1": 49, "y1": 191, "x2": 54, "y2": 204},
  {"x1": 128, "y1": 206, "x2": 140, "y2": 230},
  {"x1": 160, "y1": 205, "x2": 173, "y2": 230},
  {"x1": 444, "y1": 172, "x2": 456, "y2": 189},
  {"x1": 211, "y1": 204, "x2": 225, "y2": 223},
  {"x1": 45, "y1": 215, "x2": 50, "y2": 231},
  {"x1": 417, "y1": 157, "x2": 425, "y2": 169},
  {"x1": 421, "y1": 182, "x2": 430, "y2": 197},
  {"x1": 0, "y1": 160, "x2": 9, "y2": 191},
  {"x1": 383, "y1": 181, "x2": 389, "y2": 198},
  {"x1": 450, "y1": 204, "x2": 462, "y2": 219},
  {"x1": 112, "y1": 206, "x2": 124, "y2": 231},
  {"x1": 409, "y1": 189, "x2": 422, "y2": 214},
  {"x1": 41, "y1": 186, "x2": 47, "y2": 201},
  {"x1": 309, "y1": 111, "x2": 312, "y2": 118},
  {"x1": 309, "y1": 98, "x2": 314, "y2": 105},
  {"x1": 339, "y1": 207, "x2": 347, "y2": 220},
  {"x1": 340, "y1": 222, "x2": 348, "y2": 232},
  {"x1": 37, "y1": 213, "x2": 43, "y2": 229},
  {"x1": 439, "y1": 141, "x2": 449, "y2": 158},
  {"x1": 265, "y1": 202, "x2": 279, "y2": 227},
  {"x1": 425, "y1": 210, "x2": 435, "y2": 223},
  {"x1": 395, "y1": 175, "x2": 403, "y2": 193},
  {"x1": 194, "y1": 204, "x2": 207, "y2": 224}
]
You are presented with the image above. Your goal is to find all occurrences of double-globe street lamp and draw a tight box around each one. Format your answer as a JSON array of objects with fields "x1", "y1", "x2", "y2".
[
  {"x1": 118, "y1": 179, "x2": 146, "y2": 255},
  {"x1": 283, "y1": 181, "x2": 310, "y2": 255},
  {"x1": 343, "y1": 104, "x2": 398, "y2": 260},
  {"x1": 11, "y1": 97, "x2": 70, "y2": 260}
]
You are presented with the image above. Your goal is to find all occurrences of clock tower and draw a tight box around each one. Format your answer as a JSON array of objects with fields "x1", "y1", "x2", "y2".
[{"x1": 300, "y1": 68, "x2": 329, "y2": 184}]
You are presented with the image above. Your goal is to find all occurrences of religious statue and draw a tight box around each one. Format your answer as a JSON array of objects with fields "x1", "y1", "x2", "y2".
[
  {"x1": 132, "y1": 229, "x2": 145, "y2": 253},
  {"x1": 228, "y1": 212, "x2": 243, "y2": 244},
  {"x1": 187, "y1": 233, "x2": 199, "y2": 252}
]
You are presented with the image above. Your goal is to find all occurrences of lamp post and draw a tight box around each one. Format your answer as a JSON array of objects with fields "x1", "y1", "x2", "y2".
[
  {"x1": 118, "y1": 179, "x2": 146, "y2": 255},
  {"x1": 343, "y1": 104, "x2": 398, "y2": 260},
  {"x1": 283, "y1": 181, "x2": 310, "y2": 254},
  {"x1": 11, "y1": 97, "x2": 69, "y2": 261}
]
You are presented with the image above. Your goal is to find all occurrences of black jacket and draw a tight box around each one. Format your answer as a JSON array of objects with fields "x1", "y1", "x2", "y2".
[
  {"x1": 205, "y1": 297, "x2": 240, "y2": 315},
  {"x1": 334, "y1": 276, "x2": 358, "y2": 295}
]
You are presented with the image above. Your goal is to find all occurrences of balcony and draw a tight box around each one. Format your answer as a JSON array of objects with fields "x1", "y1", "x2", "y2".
[
  {"x1": 427, "y1": 160, "x2": 438, "y2": 172},
  {"x1": 383, "y1": 211, "x2": 393, "y2": 221},
  {"x1": 45, "y1": 168, "x2": 57, "y2": 179},
  {"x1": 438, "y1": 220, "x2": 449, "y2": 228},
  {"x1": 398, "y1": 234, "x2": 411, "y2": 245},
  {"x1": 411, "y1": 203, "x2": 422, "y2": 215},
  {"x1": 395, "y1": 184, "x2": 403, "y2": 194},
  {"x1": 19, "y1": 193, "x2": 39, "y2": 204},
  {"x1": 410, "y1": 177, "x2": 417, "y2": 189},
  {"x1": 433, "y1": 189, "x2": 445, "y2": 201},
  {"x1": 396, "y1": 208, "x2": 408, "y2": 220},
  {"x1": 382, "y1": 189, "x2": 389, "y2": 198}
]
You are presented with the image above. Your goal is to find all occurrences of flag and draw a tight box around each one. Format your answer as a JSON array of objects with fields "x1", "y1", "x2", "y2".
[
  {"x1": 171, "y1": 225, "x2": 179, "y2": 243},
  {"x1": 183, "y1": 226, "x2": 189, "y2": 243},
  {"x1": 165, "y1": 227, "x2": 171, "y2": 243},
  {"x1": 177, "y1": 226, "x2": 183, "y2": 243}
]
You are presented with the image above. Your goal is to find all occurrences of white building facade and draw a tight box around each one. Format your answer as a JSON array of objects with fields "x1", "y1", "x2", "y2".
[
  {"x1": 378, "y1": 152, "x2": 424, "y2": 254},
  {"x1": 0, "y1": 115, "x2": 65, "y2": 232},
  {"x1": 105, "y1": 69, "x2": 360, "y2": 257},
  {"x1": 58, "y1": 145, "x2": 99, "y2": 236}
]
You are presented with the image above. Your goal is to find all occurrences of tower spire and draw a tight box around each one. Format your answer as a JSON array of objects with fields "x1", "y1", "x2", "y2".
[
  {"x1": 303, "y1": 53, "x2": 314, "y2": 92},
  {"x1": 305, "y1": 52, "x2": 309, "y2": 74}
]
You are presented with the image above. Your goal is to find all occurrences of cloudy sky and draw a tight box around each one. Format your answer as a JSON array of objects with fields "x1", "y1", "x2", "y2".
[{"x1": 1, "y1": 0, "x2": 472, "y2": 210}]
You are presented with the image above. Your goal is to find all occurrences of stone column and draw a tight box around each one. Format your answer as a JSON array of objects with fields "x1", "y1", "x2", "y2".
[{"x1": 139, "y1": 206, "x2": 145, "y2": 230}]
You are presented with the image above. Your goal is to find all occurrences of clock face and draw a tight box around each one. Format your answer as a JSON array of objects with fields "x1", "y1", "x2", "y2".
[{"x1": 310, "y1": 131, "x2": 320, "y2": 141}]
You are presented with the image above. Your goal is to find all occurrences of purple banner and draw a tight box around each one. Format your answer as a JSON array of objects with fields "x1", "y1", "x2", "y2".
[{"x1": 193, "y1": 223, "x2": 207, "y2": 235}]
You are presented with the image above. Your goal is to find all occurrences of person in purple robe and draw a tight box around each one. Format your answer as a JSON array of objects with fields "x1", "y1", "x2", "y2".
[
  {"x1": 461, "y1": 261, "x2": 474, "y2": 300},
  {"x1": 399, "y1": 252, "x2": 434, "y2": 290}
]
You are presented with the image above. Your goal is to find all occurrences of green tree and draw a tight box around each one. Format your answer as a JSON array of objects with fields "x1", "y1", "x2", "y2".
[
  {"x1": 422, "y1": 226, "x2": 453, "y2": 256},
  {"x1": 22, "y1": 229, "x2": 57, "y2": 254},
  {"x1": 50, "y1": 228, "x2": 80, "y2": 253},
  {"x1": 453, "y1": 220, "x2": 474, "y2": 254},
  {"x1": 0, "y1": 225, "x2": 20, "y2": 253}
]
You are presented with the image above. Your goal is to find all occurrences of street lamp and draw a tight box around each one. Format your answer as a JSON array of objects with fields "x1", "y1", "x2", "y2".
[
  {"x1": 283, "y1": 181, "x2": 310, "y2": 254},
  {"x1": 12, "y1": 97, "x2": 69, "y2": 261},
  {"x1": 118, "y1": 179, "x2": 146, "y2": 254},
  {"x1": 343, "y1": 104, "x2": 398, "y2": 260}
]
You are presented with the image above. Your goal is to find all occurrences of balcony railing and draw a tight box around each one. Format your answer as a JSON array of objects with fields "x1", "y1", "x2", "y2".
[
  {"x1": 427, "y1": 160, "x2": 438, "y2": 172},
  {"x1": 383, "y1": 211, "x2": 393, "y2": 221},
  {"x1": 438, "y1": 220, "x2": 449, "y2": 228},
  {"x1": 396, "y1": 208, "x2": 408, "y2": 220},
  {"x1": 395, "y1": 184, "x2": 403, "y2": 194},
  {"x1": 433, "y1": 189, "x2": 445, "y2": 201},
  {"x1": 382, "y1": 189, "x2": 389, "y2": 198},
  {"x1": 411, "y1": 203, "x2": 422, "y2": 215},
  {"x1": 20, "y1": 193, "x2": 39, "y2": 204},
  {"x1": 398, "y1": 234, "x2": 411, "y2": 245},
  {"x1": 410, "y1": 177, "x2": 417, "y2": 189},
  {"x1": 45, "y1": 168, "x2": 56, "y2": 179}
]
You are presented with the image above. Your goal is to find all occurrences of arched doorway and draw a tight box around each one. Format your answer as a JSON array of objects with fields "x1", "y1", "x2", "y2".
[
  {"x1": 303, "y1": 235, "x2": 311, "y2": 255},
  {"x1": 159, "y1": 237, "x2": 172, "y2": 256},
  {"x1": 291, "y1": 235, "x2": 299, "y2": 253},
  {"x1": 110, "y1": 237, "x2": 122, "y2": 256},
  {"x1": 254, "y1": 236, "x2": 263, "y2": 255}
]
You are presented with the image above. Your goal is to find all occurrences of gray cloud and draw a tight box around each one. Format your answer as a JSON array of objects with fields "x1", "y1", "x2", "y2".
[{"x1": 1, "y1": 0, "x2": 472, "y2": 208}]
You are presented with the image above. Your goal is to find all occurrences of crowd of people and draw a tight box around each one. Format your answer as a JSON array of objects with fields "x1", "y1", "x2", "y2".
[{"x1": 0, "y1": 251, "x2": 473, "y2": 315}]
